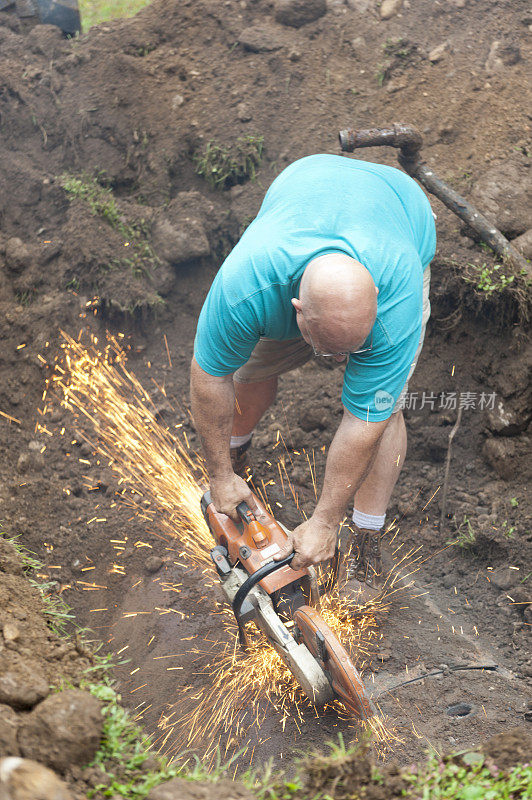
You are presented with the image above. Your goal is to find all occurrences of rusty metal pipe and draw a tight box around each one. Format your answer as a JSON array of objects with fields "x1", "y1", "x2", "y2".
[
  {"x1": 339, "y1": 123, "x2": 423, "y2": 162},
  {"x1": 338, "y1": 124, "x2": 530, "y2": 278}
]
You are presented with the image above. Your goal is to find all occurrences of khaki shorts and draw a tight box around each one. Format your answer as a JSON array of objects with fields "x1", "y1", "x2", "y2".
[{"x1": 234, "y1": 268, "x2": 431, "y2": 414}]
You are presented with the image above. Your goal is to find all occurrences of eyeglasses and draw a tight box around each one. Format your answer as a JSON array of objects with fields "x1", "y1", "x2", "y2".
[{"x1": 307, "y1": 329, "x2": 373, "y2": 358}]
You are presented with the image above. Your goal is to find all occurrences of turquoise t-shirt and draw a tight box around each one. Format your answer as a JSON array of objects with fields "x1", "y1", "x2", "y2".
[{"x1": 194, "y1": 155, "x2": 436, "y2": 422}]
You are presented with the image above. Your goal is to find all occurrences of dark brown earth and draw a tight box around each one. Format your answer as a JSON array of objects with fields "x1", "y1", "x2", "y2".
[{"x1": 0, "y1": 0, "x2": 531, "y2": 789}]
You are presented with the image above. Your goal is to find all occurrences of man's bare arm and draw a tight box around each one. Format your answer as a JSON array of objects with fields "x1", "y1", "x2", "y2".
[
  {"x1": 190, "y1": 356, "x2": 234, "y2": 479},
  {"x1": 277, "y1": 408, "x2": 389, "y2": 568},
  {"x1": 314, "y1": 409, "x2": 388, "y2": 526},
  {"x1": 190, "y1": 356, "x2": 254, "y2": 519}
]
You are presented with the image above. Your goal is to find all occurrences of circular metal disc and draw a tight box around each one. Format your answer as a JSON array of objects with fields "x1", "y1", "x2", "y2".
[{"x1": 294, "y1": 604, "x2": 375, "y2": 720}]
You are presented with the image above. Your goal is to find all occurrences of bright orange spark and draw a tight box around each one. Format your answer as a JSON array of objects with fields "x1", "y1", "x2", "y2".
[{"x1": 44, "y1": 331, "x2": 419, "y2": 764}]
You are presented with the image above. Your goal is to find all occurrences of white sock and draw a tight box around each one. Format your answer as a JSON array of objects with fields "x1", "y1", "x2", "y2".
[
  {"x1": 352, "y1": 508, "x2": 385, "y2": 531},
  {"x1": 230, "y1": 432, "x2": 252, "y2": 449}
]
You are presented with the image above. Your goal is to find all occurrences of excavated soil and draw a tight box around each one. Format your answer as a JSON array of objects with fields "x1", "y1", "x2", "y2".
[{"x1": 0, "y1": 0, "x2": 531, "y2": 778}]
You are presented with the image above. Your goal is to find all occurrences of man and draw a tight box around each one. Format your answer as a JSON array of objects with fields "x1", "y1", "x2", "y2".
[{"x1": 190, "y1": 154, "x2": 436, "y2": 602}]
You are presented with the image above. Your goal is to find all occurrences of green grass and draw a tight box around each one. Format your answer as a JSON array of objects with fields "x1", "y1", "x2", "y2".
[
  {"x1": 79, "y1": 0, "x2": 152, "y2": 32},
  {"x1": 402, "y1": 750, "x2": 532, "y2": 800},
  {"x1": 14, "y1": 289, "x2": 37, "y2": 306},
  {"x1": 2, "y1": 528, "x2": 530, "y2": 799},
  {"x1": 60, "y1": 173, "x2": 161, "y2": 284},
  {"x1": 464, "y1": 262, "x2": 517, "y2": 295},
  {"x1": 61, "y1": 173, "x2": 122, "y2": 227},
  {"x1": 459, "y1": 258, "x2": 531, "y2": 327},
  {"x1": 84, "y1": 680, "x2": 255, "y2": 798},
  {"x1": 262, "y1": 737, "x2": 532, "y2": 800},
  {"x1": 194, "y1": 134, "x2": 264, "y2": 190},
  {"x1": 85, "y1": 680, "x2": 180, "y2": 797},
  {"x1": 446, "y1": 516, "x2": 477, "y2": 550},
  {"x1": 1, "y1": 533, "x2": 76, "y2": 637}
]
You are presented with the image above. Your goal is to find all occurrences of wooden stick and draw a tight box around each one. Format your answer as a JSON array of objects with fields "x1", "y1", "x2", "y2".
[
  {"x1": 439, "y1": 405, "x2": 463, "y2": 531},
  {"x1": 339, "y1": 123, "x2": 530, "y2": 278}
]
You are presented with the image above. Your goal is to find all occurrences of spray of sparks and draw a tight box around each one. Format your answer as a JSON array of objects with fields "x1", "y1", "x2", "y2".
[
  {"x1": 45, "y1": 331, "x2": 211, "y2": 570},
  {"x1": 154, "y1": 587, "x2": 395, "y2": 764},
  {"x1": 38, "y1": 330, "x2": 428, "y2": 761}
]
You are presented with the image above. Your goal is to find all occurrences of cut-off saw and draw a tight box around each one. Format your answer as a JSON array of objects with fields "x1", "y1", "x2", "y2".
[{"x1": 201, "y1": 490, "x2": 375, "y2": 720}]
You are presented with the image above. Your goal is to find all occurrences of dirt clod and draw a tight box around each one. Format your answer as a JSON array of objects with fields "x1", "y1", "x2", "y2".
[
  {"x1": 513, "y1": 228, "x2": 532, "y2": 259},
  {"x1": 0, "y1": 541, "x2": 23, "y2": 577},
  {"x1": 145, "y1": 555, "x2": 164, "y2": 573},
  {"x1": 17, "y1": 689, "x2": 103, "y2": 773},
  {"x1": 152, "y1": 216, "x2": 210, "y2": 267},
  {"x1": 489, "y1": 565, "x2": 519, "y2": 591},
  {"x1": 146, "y1": 777, "x2": 255, "y2": 800},
  {"x1": 380, "y1": 0, "x2": 403, "y2": 20},
  {"x1": 275, "y1": 0, "x2": 327, "y2": 28},
  {"x1": 5, "y1": 238, "x2": 33, "y2": 275},
  {"x1": 482, "y1": 728, "x2": 532, "y2": 771},
  {"x1": 0, "y1": 704, "x2": 20, "y2": 757},
  {"x1": 482, "y1": 438, "x2": 516, "y2": 481},
  {"x1": 470, "y1": 156, "x2": 532, "y2": 238},
  {"x1": 0, "y1": 756, "x2": 70, "y2": 800},
  {"x1": 239, "y1": 24, "x2": 287, "y2": 52},
  {"x1": 0, "y1": 657, "x2": 49, "y2": 710}
]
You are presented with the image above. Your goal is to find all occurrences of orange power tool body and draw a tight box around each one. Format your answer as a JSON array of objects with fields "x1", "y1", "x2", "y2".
[{"x1": 201, "y1": 490, "x2": 375, "y2": 720}]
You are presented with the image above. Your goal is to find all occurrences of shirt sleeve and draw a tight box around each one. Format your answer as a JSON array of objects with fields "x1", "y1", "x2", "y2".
[
  {"x1": 193, "y1": 271, "x2": 261, "y2": 376},
  {"x1": 341, "y1": 323, "x2": 421, "y2": 421},
  {"x1": 341, "y1": 258, "x2": 424, "y2": 422}
]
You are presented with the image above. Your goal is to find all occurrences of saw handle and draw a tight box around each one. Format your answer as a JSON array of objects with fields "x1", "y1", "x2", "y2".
[
  {"x1": 232, "y1": 553, "x2": 294, "y2": 619},
  {"x1": 235, "y1": 501, "x2": 256, "y2": 525}
]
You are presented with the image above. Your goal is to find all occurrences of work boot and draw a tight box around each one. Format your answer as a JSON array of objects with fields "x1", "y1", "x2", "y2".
[
  {"x1": 338, "y1": 521, "x2": 384, "y2": 607},
  {"x1": 230, "y1": 437, "x2": 253, "y2": 479}
]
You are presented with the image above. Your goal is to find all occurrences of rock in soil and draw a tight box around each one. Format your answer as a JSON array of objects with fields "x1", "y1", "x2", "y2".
[
  {"x1": 0, "y1": 656, "x2": 49, "y2": 710},
  {"x1": 16, "y1": 451, "x2": 45, "y2": 474},
  {"x1": 5, "y1": 238, "x2": 33, "y2": 274},
  {"x1": 485, "y1": 398, "x2": 532, "y2": 437},
  {"x1": 482, "y1": 438, "x2": 516, "y2": 481},
  {"x1": 484, "y1": 40, "x2": 521, "y2": 75},
  {"x1": 145, "y1": 555, "x2": 163, "y2": 573},
  {"x1": 275, "y1": 0, "x2": 327, "y2": 28},
  {"x1": 238, "y1": 24, "x2": 287, "y2": 52},
  {"x1": 470, "y1": 157, "x2": 532, "y2": 238},
  {"x1": 2, "y1": 622, "x2": 21, "y2": 644},
  {"x1": 0, "y1": 705, "x2": 20, "y2": 757},
  {"x1": 17, "y1": 689, "x2": 103, "y2": 773},
  {"x1": 0, "y1": 757, "x2": 69, "y2": 800},
  {"x1": 147, "y1": 778, "x2": 255, "y2": 800},
  {"x1": 428, "y1": 41, "x2": 449, "y2": 62},
  {"x1": 489, "y1": 565, "x2": 520, "y2": 591},
  {"x1": 151, "y1": 216, "x2": 210, "y2": 266},
  {"x1": 346, "y1": 0, "x2": 373, "y2": 9},
  {"x1": 513, "y1": 228, "x2": 532, "y2": 259},
  {"x1": 380, "y1": 0, "x2": 403, "y2": 19}
]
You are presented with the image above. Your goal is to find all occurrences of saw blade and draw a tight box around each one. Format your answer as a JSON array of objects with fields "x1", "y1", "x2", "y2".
[{"x1": 294, "y1": 604, "x2": 375, "y2": 720}]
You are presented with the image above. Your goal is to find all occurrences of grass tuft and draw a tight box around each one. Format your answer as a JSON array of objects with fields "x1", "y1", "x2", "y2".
[
  {"x1": 464, "y1": 261, "x2": 519, "y2": 295},
  {"x1": 84, "y1": 679, "x2": 251, "y2": 798},
  {"x1": 403, "y1": 750, "x2": 532, "y2": 799},
  {"x1": 1, "y1": 533, "x2": 76, "y2": 637},
  {"x1": 194, "y1": 134, "x2": 264, "y2": 190},
  {"x1": 446, "y1": 515, "x2": 477, "y2": 550},
  {"x1": 79, "y1": 0, "x2": 152, "y2": 32},
  {"x1": 60, "y1": 172, "x2": 162, "y2": 287}
]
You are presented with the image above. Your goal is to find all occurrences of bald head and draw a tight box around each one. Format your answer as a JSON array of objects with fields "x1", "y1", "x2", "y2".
[{"x1": 292, "y1": 253, "x2": 377, "y2": 357}]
